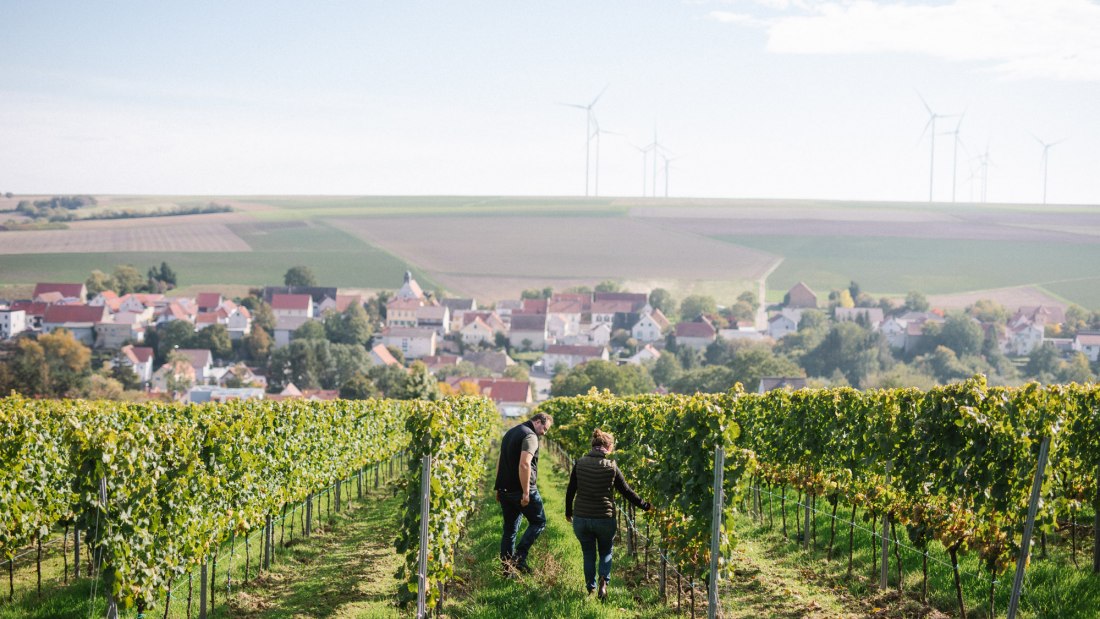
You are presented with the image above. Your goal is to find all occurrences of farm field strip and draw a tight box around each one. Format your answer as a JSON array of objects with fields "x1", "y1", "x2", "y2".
[{"x1": 0, "y1": 223, "x2": 251, "y2": 254}]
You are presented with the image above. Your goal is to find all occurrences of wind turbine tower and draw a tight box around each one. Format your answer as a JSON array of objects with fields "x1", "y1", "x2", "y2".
[
  {"x1": 942, "y1": 112, "x2": 966, "y2": 203},
  {"x1": 1032, "y1": 134, "x2": 1064, "y2": 205},
  {"x1": 562, "y1": 86, "x2": 608, "y2": 196},
  {"x1": 917, "y1": 94, "x2": 955, "y2": 202}
]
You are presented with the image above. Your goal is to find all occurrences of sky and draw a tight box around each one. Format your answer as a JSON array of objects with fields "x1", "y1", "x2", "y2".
[{"x1": 1, "y1": 0, "x2": 1098, "y2": 204}]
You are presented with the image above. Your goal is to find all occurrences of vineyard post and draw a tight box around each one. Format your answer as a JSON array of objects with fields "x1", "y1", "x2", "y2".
[
  {"x1": 263, "y1": 515, "x2": 273, "y2": 571},
  {"x1": 659, "y1": 550, "x2": 667, "y2": 602},
  {"x1": 708, "y1": 446, "x2": 725, "y2": 619},
  {"x1": 100, "y1": 477, "x2": 119, "y2": 619},
  {"x1": 415, "y1": 454, "x2": 432, "y2": 619},
  {"x1": 1093, "y1": 461, "x2": 1099, "y2": 574},
  {"x1": 880, "y1": 462, "x2": 891, "y2": 590},
  {"x1": 198, "y1": 560, "x2": 208, "y2": 619},
  {"x1": 1007, "y1": 435, "x2": 1051, "y2": 619},
  {"x1": 73, "y1": 527, "x2": 80, "y2": 578},
  {"x1": 803, "y1": 492, "x2": 810, "y2": 551}
]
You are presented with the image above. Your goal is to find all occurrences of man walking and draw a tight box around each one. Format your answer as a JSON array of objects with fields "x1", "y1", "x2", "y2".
[{"x1": 495, "y1": 412, "x2": 553, "y2": 577}]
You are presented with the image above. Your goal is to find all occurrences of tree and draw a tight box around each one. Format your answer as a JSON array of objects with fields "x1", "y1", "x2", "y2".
[
  {"x1": 250, "y1": 300, "x2": 276, "y2": 333},
  {"x1": 112, "y1": 264, "x2": 146, "y2": 295},
  {"x1": 831, "y1": 289, "x2": 855, "y2": 309},
  {"x1": 802, "y1": 322, "x2": 887, "y2": 387},
  {"x1": 244, "y1": 327, "x2": 273, "y2": 364},
  {"x1": 109, "y1": 361, "x2": 143, "y2": 391},
  {"x1": 1056, "y1": 352, "x2": 1095, "y2": 384},
  {"x1": 848, "y1": 281, "x2": 861, "y2": 300},
  {"x1": 194, "y1": 324, "x2": 233, "y2": 360},
  {"x1": 11, "y1": 338, "x2": 48, "y2": 395},
  {"x1": 967, "y1": 299, "x2": 1008, "y2": 325},
  {"x1": 340, "y1": 374, "x2": 381, "y2": 399},
  {"x1": 82, "y1": 373, "x2": 124, "y2": 400},
  {"x1": 937, "y1": 313, "x2": 984, "y2": 358},
  {"x1": 595, "y1": 280, "x2": 621, "y2": 293},
  {"x1": 649, "y1": 352, "x2": 682, "y2": 387},
  {"x1": 503, "y1": 364, "x2": 530, "y2": 382},
  {"x1": 680, "y1": 295, "x2": 717, "y2": 320},
  {"x1": 727, "y1": 344, "x2": 803, "y2": 392},
  {"x1": 324, "y1": 303, "x2": 373, "y2": 346},
  {"x1": 1025, "y1": 343, "x2": 1061, "y2": 379},
  {"x1": 669, "y1": 366, "x2": 738, "y2": 394},
  {"x1": 36, "y1": 330, "x2": 92, "y2": 396},
  {"x1": 368, "y1": 363, "x2": 409, "y2": 398},
  {"x1": 293, "y1": 320, "x2": 326, "y2": 341},
  {"x1": 402, "y1": 362, "x2": 441, "y2": 400},
  {"x1": 904, "y1": 291, "x2": 929, "y2": 313},
  {"x1": 324, "y1": 343, "x2": 371, "y2": 390},
  {"x1": 648, "y1": 288, "x2": 677, "y2": 318},
  {"x1": 157, "y1": 262, "x2": 178, "y2": 287},
  {"x1": 284, "y1": 266, "x2": 317, "y2": 287},
  {"x1": 85, "y1": 270, "x2": 113, "y2": 297},
  {"x1": 551, "y1": 360, "x2": 656, "y2": 397},
  {"x1": 154, "y1": 320, "x2": 196, "y2": 364}
]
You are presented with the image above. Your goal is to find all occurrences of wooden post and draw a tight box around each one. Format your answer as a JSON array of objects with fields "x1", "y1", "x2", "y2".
[
  {"x1": 708, "y1": 446, "x2": 726, "y2": 619},
  {"x1": 1093, "y1": 462, "x2": 1100, "y2": 573},
  {"x1": 416, "y1": 455, "x2": 432, "y2": 619},
  {"x1": 659, "y1": 550, "x2": 667, "y2": 602},
  {"x1": 198, "y1": 560, "x2": 208, "y2": 619},
  {"x1": 880, "y1": 463, "x2": 891, "y2": 589},
  {"x1": 1008, "y1": 436, "x2": 1052, "y2": 619},
  {"x1": 73, "y1": 527, "x2": 80, "y2": 579},
  {"x1": 100, "y1": 477, "x2": 119, "y2": 619}
]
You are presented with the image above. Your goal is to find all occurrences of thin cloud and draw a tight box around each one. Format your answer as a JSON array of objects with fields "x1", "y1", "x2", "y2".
[{"x1": 710, "y1": 0, "x2": 1100, "y2": 81}]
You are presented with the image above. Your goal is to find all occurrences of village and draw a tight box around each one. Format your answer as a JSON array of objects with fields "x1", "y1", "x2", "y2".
[{"x1": 2, "y1": 268, "x2": 1098, "y2": 417}]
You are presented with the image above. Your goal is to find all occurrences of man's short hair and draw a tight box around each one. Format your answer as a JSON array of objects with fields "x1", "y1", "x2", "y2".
[{"x1": 530, "y1": 412, "x2": 554, "y2": 425}]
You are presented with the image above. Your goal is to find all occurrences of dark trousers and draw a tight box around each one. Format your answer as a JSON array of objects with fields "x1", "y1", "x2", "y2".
[
  {"x1": 499, "y1": 488, "x2": 547, "y2": 564},
  {"x1": 572, "y1": 516, "x2": 616, "y2": 590}
]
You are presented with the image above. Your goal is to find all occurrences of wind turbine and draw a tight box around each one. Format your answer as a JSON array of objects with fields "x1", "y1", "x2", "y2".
[
  {"x1": 561, "y1": 86, "x2": 608, "y2": 196},
  {"x1": 590, "y1": 119, "x2": 623, "y2": 197},
  {"x1": 644, "y1": 125, "x2": 672, "y2": 198},
  {"x1": 940, "y1": 111, "x2": 966, "y2": 203},
  {"x1": 631, "y1": 143, "x2": 652, "y2": 196},
  {"x1": 917, "y1": 93, "x2": 956, "y2": 202},
  {"x1": 1032, "y1": 134, "x2": 1065, "y2": 205},
  {"x1": 660, "y1": 153, "x2": 680, "y2": 197}
]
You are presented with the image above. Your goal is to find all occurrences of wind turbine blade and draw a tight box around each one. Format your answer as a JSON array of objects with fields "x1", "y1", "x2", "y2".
[
  {"x1": 590, "y1": 84, "x2": 610, "y2": 108},
  {"x1": 1029, "y1": 132, "x2": 1047, "y2": 147},
  {"x1": 916, "y1": 91, "x2": 934, "y2": 116},
  {"x1": 558, "y1": 102, "x2": 589, "y2": 110},
  {"x1": 954, "y1": 110, "x2": 966, "y2": 132}
]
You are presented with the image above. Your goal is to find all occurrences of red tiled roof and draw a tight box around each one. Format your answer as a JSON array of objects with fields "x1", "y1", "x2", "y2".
[
  {"x1": 482, "y1": 380, "x2": 532, "y2": 404},
  {"x1": 521, "y1": 299, "x2": 547, "y2": 314},
  {"x1": 675, "y1": 321, "x2": 716, "y2": 339},
  {"x1": 122, "y1": 345, "x2": 154, "y2": 364},
  {"x1": 271, "y1": 294, "x2": 312, "y2": 311},
  {"x1": 11, "y1": 301, "x2": 49, "y2": 316},
  {"x1": 370, "y1": 344, "x2": 400, "y2": 366},
  {"x1": 43, "y1": 304, "x2": 107, "y2": 324},
  {"x1": 196, "y1": 293, "x2": 222, "y2": 310},
  {"x1": 387, "y1": 297, "x2": 423, "y2": 310},
  {"x1": 335, "y1": 294, "x2": 363, "y2": 312},
  {"x1": 33, "y1": 283, "x2": 85, "y2": 299}
]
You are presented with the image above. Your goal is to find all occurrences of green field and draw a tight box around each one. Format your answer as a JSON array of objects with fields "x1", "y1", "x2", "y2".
[
  {"x1": 719, "y1": 235, "x2": 1100, "y2": 308},
  {"x1": 0, "y1": 221, "x2": 435, "y2": 292}
]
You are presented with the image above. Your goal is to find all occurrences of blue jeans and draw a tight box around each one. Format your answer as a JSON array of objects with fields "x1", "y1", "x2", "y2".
[
  {"x1": 572, "y1": 516, "x2": 616, "y2": 590},
  {"x1": 499, "y1": 488, "x2": 547, "y2": 564}
]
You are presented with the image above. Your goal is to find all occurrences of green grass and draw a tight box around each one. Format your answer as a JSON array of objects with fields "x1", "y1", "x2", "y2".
[
  {"x1": 0, "y1": 468, "x2": 406, "y2": 619},
  {"x1": 0, "y1": 221, "x2": 438, "y2": 291},
  {"x1": 717, "y1": 235, "x2": 1100, "y2": 309},
  {"x1": 732, "y1": 486, "x2": 1100, "y2": 619}
]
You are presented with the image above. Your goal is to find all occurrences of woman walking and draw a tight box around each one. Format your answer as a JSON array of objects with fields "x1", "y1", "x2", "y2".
[{"x1": 565, "y1": 428, "x2": 652, "y2": 600}]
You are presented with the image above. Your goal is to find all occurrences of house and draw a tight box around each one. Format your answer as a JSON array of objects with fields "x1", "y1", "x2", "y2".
[
  {"x1": 156, "y1": 301, "x2": 197, "y2": 325},
  {"x1": 631, "y1": 309, "x2": 670, "y2": 343},
  {"x1": 9, "y1": 301, "x2": 48, "y2": 330},
  {"x1": 273, "y1": 315, "x2": 313, "y2": 348},
  {"x1": 509, "y1": 313, "x2": 549, "y2": 350},
  {"x1": 421, "y1": 354, "x2": 461, "y2": 372},
  {"x1": 718, "y1": 328, "x2": 769, "y2": 344},
  {"x1": 674, "y1": 318, "x2": 717, "y2": 351},
  {"x1": 1006, "y1": 322, "x2": 1045, "y2": 357},
  {"x1": 493, "y1": 299, "x2": 524, "y2": 323},
  {"x1": 758, "y1": 377, "x2": 808, "y2": 393},
  {"x1": 626, "y1": 344, "x2": 662, "y2": 365},
  {"x1": 196, "y1": 292, "x2": 222, "y2": 313},
  {"x1": 94, "y1": 316, "x2": 146, "y2": 349},
  {"x1": 187, "y1": 386, "x2": 265, "y2": 403},
  {"x1": 262, "y1": 286, "x2": 338, "y2": 306},
  {"x1": 214, "y1": 363, "x2": 267, "y2": 389},
  {"x1": 224, "y1": 304, "x2": 252, "y2": 340},
  {"x1": 386, "y1": 297, "x2": 423, "y2": 328},
  {"x1": 586, "y1": 322, "x2": 612, "y2": 347},
  {"x1": 543, "y1": 344, "x2": 609, "y2": 374},
  {"x1": 446, "y1": 377, "x2": 533, "y2": 418},
  {"x1": 442, "y1": 298, "x2": 477, "y2": 331},
  {"x1": 785, "y1": 282, "x2": 818, "y2": 309},
  {"x1": 316, "y1": 294, "x2": 364, "y2": 315},
  {"x1": 150, "y1": 359, "x2": 196, "y2": 396},
  {"x1": 380, "y1": 327, "x2": 437, "y2": 359},
  {"x1": 271, "y1": 294, "x2": 313, "y2": 318},
  {"x1": 547, "y1": 297, "x2": 586, "y2": 336},
  {"x1": 176, "y1": 349, "x2": 214, "y2": 383},
  {"x1": 118, "y1": 345, "x2": 155, "y2": 384},
  {"x1": 0, "y1": 308, "x2": 27, "y2": 340},
  {"x1": 835, "y1": 307, "x2": 885, "y2": 329},
  {"x1": 33, "y1": 282, "x2": 87, "y2": 301},
  {"x1": 369, "y1": 343, "x2": 402, "y2": 367},
  {"x1": 395, "y1": 271, "x2": 426, "y2": 301},
  {"x1": 1010, "y1": 305, "x2": 1066, "y2": 328},
  {"x1": 767, "y1": 309, "x2": 802, "y2": 340},
  {"x1": 546, "y1": 314, "x2": 578, "y2": 342},
  {"x1": 1072, "y1": 331, "x2": 1100, "y2": 362},
  {"x1": 462, "y1": 350, "x2": 516, "y2": 375},
  {"x1": 880, "y1": 317, "x2": 909, "y2": 350},
  {"x1": 415, "y1": 304, "x2": 450, "y2": 335},
  {"x1": 460, "y1": 317, "x2": 496, "y2": 346},
  {"x1": 591, "y1": 299, "x2": 639, "y2": 328},
  {"x1": 593, "y1": 291, "x2": 648, "y2": 311},
  {"x1": 42, "y1": 304, "x2": 108, "y2": 346}
]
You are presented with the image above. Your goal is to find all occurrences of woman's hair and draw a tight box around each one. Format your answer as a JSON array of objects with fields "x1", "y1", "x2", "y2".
[{"x1": 591, "y1": 428, "x2": 615, "y2": 450}]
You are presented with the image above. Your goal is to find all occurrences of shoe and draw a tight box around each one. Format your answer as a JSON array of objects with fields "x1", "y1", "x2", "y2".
[
  {"x1": 586, "y1": 585, "x2": 596, "y2": 596},
  {"x1": 501, "y1": 558, "x2": 517, "y2": 579},
  {"x1": 515, "y1": 561, "x2": 533, "y2": 575},
  {"x1": 597, "y1": 576, "x2": 608, "y2": 600}
]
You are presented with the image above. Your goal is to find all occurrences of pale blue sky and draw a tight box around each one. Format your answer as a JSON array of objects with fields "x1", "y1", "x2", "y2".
[{"x1": 2, "y1": 1, "x2": 1098, "y2": 204}]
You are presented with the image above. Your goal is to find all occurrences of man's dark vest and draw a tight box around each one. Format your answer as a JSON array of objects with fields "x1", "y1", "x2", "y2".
[{"x1": 494, "y1": 421, "x2": 538, "y2": 491}]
